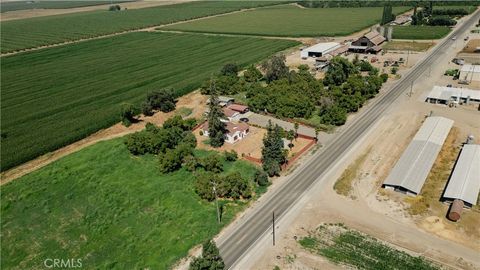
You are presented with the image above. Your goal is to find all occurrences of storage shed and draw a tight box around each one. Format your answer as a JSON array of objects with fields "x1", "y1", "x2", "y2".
[
  {"x1": 425, "y1": 86, "x2": 480, "y2": 105},
  {"x1": 300, "y1": 42, "x2": 341, "y2": 59},
  {"x1": 442, "y1": 144, "x2": 480, "y2": 207},
  {"x1": 459, "y1": 64, "x2": 480, "y2": 84},
  {"x1": 383, "y1": 116, "x2": 454, "y2": 195}
]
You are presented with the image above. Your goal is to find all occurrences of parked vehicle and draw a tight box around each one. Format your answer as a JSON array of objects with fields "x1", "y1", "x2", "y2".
[{"x1": 239, "y1": 118, "x2": 249, "y2": 123}]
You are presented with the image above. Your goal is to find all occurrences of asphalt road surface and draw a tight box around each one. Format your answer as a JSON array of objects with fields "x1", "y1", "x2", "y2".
[{"x1": 217, "y1": 10, "x2": 480, "y2": 269}]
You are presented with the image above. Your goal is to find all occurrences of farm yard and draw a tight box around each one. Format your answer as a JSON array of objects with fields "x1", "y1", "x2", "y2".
[
  {"x1": 162, "y1": 4, "x2": 411, "y2": 37},
  {"x1": 0, "y1": 32, "x2": 299, "y2": 171},
  {"x1": 0, "y1": 0, "x2": 283, "y2": 53},
  {"x1": 0, "y1": 138, "x2": 259, "y2": 269},
  {"x1": 392, "y1": 25, "x2": 452, "y2": 40}
]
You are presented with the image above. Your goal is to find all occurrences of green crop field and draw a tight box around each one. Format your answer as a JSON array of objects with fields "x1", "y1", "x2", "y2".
[
  {"x1": 300, "y1": 224, "x2": 439, "y2": 270},
  {"x1": 1, "y1": 138, "x2": 258, "y2": 269},
  {"x1": 0, "y1": 1, "x2": 284, "y2": 53},
  {"x1": 0, "y1": 0, "x2": 132, "y2": 13},
  {"x1": 0, "y1": 32, "x2": 299, "y2": 171},
  {"x1": 392, "y1": 25, "x2": 451, "y2": 40},
  {"x1": 162, "y1": 4, "x2": 411, "y2": 37}
]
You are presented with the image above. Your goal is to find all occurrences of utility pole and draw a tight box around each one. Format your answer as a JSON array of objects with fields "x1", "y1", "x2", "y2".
[
  {"x1": 406, "y1": 49, "x2": 410, "y2": 67},
  {"x1": 409, "y1": 81, "x2": 414, "y2": 97},
  {"x1": 212, "y1": 181, "x2": 220, "y2": 223},
  {"x1": 272, "y1": 212, "x2": 275, "y2": 246}
]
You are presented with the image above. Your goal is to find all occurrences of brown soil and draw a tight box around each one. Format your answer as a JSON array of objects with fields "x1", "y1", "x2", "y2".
[
  {"x1": 461, "y1": 39, "x2": 480, "y2": 53},
  {"x1": 0, "y1": 91, "x2": 207, "y2": 185}
]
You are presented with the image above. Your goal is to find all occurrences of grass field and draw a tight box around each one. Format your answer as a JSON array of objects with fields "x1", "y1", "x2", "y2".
[
  {"x1": 0, "y1": 32, "x2": 299, "y2": 171},
  {"x1": 0, "y1": 0, "x2": 131, "y2": 13},
  {"x1": 162, "y1": 4, "x2": 411, "y2": 37},
  {"x1": 392, "y1": 25, "x2": 451, "y2": 40},
  {"x1": 0, "y1": 1, "x2": 283, "y2": 53},
  {"x1": 1, "y1": 138, "x2": 259, "y2": 269},
  {"x1": 299, "y1": 223, "x2": 439, "y2": 270},
  {"x1": 383, "y1": 41, "x2": 434, "y2": 51}
]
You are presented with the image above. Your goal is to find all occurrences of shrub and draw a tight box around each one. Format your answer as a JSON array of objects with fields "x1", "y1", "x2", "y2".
[
  {"x1": 184, "y1": 155, "x2": 199, "y2": 172},
  {"x1": 391, "y1": 67, "x2": 398, "y2": 75},
  {"x1": 201, "y1": 154, "x2": 223, "y2": 173},
  {"x1": 159, "y1": 149, "x2": 182, "y2": 173},
  {"x1": 254, "y1": 169, "x2": 270, "y2": 187},
  {"x1": 195, "y1": 172, "x2": 216, "y2": 201},
  {"x1": 380, "y1": 73, "x2": 389, "y2": 82},
  {"x1": 220, "y1": 63, "x2": 239, "y2": 76},
  {"x1": 108, "y1": 5, "x2": 121, "y2": 11},
  {"x1": 224, "y1": 150, "x2": 238, "y2": 162},
  {"x1": 141, "y1": 101, "x2": 154, "y2": 116},
  {"x1": 145, "y1": 89, "x2": 176, "y2": 113},
  {"x1": 190, "y1": 240, "x2": 225, "y2": 270},
  {"x1": 263, "y1": 159, "x2": 281, "y2": 177},
  {"x1": 120, "y1": 102, "x2": 137, "y2": 127},
  {"x1": 124, "y1": 131, "x2": 150, "y2": 155},
  {"x1": 218, "y1": 172, "x2": 251, "y2": 199},
  {"x1": 199, "y1": 130, "x2": 204, "y2": 136}
]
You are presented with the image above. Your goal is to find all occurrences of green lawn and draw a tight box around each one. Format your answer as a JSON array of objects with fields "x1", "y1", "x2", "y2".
[
  {"x1": 392, "y1": 25, "x2": 452, "y2": 40},
  {"x1": 1, "y1": 138, "x2": 259, "y2": 269},
  {"x1": 0, "y1": 1, "x2": 284, "y2": 53},
  {"x1": 0, "y1": 32, "x2": 299, "y2": 171},
  {"x1": 0, "y1": 0, "x2": 132, "y2": 13},
  {"x1": 162, "y1": 4, "x2": 411, "y2": 37},
  {"x1": 299, "y1": 223, "x2": 439, "y2": 270}
]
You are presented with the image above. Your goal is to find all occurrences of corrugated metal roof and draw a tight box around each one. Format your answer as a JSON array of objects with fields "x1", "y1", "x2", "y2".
[
  {"x1": 303, "y1": 42, "x2": 341, "y2": 54},
  {"x1": 460, "y1": 64, "x2": 480, "y2": 74},
  {"x1": 383, "y1": 117, "x2": 454, "y2": 194},
  {"x1": 426, "y1": 86, "x2": 480, "y2": 102},
  {"x1": 443, "y1": 144, "x2": 480, "y2": 205}
]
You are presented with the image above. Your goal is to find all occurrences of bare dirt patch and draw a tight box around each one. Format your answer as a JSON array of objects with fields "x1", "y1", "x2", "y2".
[
  {"x1": 0, "y1": 91, "x2": 207, "y2": 185},
  {"x1": 461, "y1": 39, "x2": 480, "y2": 53}
]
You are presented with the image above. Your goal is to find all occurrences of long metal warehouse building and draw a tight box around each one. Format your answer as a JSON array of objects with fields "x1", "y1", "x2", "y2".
[
  {"x1": 443, "y1": 144, "x2": 480, "y2": 207},
  {"x1": 383, "y1": 116, "x2": 454, "y2": 195}
]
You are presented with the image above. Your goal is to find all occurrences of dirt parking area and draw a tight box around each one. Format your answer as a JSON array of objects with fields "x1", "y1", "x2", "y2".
[{"x1": 195, "y1": 126, "x2": 266, "y2": 160}]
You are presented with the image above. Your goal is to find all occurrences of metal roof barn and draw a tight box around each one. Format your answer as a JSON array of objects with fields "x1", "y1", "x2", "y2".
[
  {"x1": 300, "y1": 42, "x2": 341, "y2": 58},
  {"x1": 426, "y1": 86, "x2": 480, "y2": 104},
  {"x1": 383, "y1": 116, "x2": 454, "y2": 195},
  {"x1": 443, "y1": 144, "x2": 480, "y2": 207}
]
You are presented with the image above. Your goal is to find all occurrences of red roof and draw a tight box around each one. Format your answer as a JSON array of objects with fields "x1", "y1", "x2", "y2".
[
  {"x1": 222, "y1": 107, "x2": 238, "y2": 118},
  {"x1": 227, "y1": 104, "x2": 249, "y2": 113}
]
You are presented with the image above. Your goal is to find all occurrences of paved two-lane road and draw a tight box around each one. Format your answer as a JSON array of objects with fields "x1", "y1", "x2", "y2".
[{"x1": 217, "y1": 10, "x2": 480, "y2": 269}]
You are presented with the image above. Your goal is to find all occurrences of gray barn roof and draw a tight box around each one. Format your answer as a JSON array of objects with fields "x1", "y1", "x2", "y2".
[
  {"x1": 443, "y1": 144, "x2": 480, "y2": 205},
  {"x1": 383, "y1": 117, "x2": 454, "y2": 194}
]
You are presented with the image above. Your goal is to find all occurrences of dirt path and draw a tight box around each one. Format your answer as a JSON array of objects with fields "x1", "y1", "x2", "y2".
[
  {"x1": 0, "y1": 0, "x2": 197, "y2": 22},
  {"x1": 0, "y1": 91, "x2": 207, "y2": 185}
]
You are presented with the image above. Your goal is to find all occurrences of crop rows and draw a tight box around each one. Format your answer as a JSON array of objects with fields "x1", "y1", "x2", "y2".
[
  {"x1": 1, "y1": 1, "x2": 285, "y2": 53},
  {"x1": 0, "y1": 0, "x2": 131, "y2": 13},
  {"x1": 0, "y1": 32, "x2": 299, "y2": 171},
  {"x1": 162, "y1": 5, "x2": 411, "y2": 37},
  {"x1": 392, "y1": 25, "x2": 452, "y2": 40}
]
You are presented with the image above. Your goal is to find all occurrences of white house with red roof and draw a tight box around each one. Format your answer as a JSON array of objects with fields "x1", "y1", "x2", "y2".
[{"x1": 201, "y1": 121, "x2": 249, "y2": 144}]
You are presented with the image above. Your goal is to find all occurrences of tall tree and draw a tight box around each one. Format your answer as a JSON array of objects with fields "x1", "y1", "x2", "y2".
[
  {"x1": 262, "y1": 121, "x2": 286, "y2": 176},
  {"x1": 190, "y1": 240, "x2": 225, "y2": 270},
  {"x1": 207, "y1": 81, "x2": 227, "y2": 148},
  {"x1": 261, "y1": 54, "x2": 289, "y2": 83}
]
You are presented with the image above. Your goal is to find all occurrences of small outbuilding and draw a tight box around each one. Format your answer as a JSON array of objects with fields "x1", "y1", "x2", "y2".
[
  {"x1": 459, "y1": 64, "x2": 480, "y2": 84},
  {"x1": 227, "y1": 104, "x2": 249, "y2": 113}
]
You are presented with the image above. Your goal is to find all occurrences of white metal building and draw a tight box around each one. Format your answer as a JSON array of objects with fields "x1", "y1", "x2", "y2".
[
  {"x1": 383, "y1": 117, "x2": 454, "y2": 195},
  {"x1": 459, "y1": 64, "x2": 480, "y2": 84},
  {"x1": 300, "y1": 42, "x2": 341, "y2": 59},
  {"x1": 425, "y1": 86, "x2": 480, "y2": 104},
  {"x1": 443, "y1": 144, "x2": 480, "y2": 207}
]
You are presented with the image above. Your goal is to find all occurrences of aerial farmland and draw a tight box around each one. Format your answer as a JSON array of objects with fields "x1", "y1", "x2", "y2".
[{"x1": 1, "y1": 1, "x2": 479, "y2": 269}]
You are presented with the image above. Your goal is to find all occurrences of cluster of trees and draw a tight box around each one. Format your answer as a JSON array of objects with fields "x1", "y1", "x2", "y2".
[
  {"x1": 190, "y1": 240, "x2": 224, "y2": 270},
  {"x1": 124, "y1": 116, "x2": 197, "y2": 173},
  {"x1": 432, "y1": 8, "x2": 470, "y2": 16},
  {"x1": 201, "y1": 63, "x2": 262, "y2": 96},
  {"x1": 119, "y1": 88, "x2": 177, "y2": 126},
  {"x1": 381, "y1": 5, "x2": 395, "y2": 25},
  {"x1": 108, "y1": 5, "x2": 121, "y2": 11},
  {"x1": 192, "y1": 151, "x2": 269, "y2": 201},
  {"x1": 262, "y1": 121, "x2": 288, "y2": 177},
  {"x1": 412, "y1": 3, "x2": 457, "y2": 26},
  {"x1": 298, "y1": 1, "x2": 479, "y2": 8}
]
